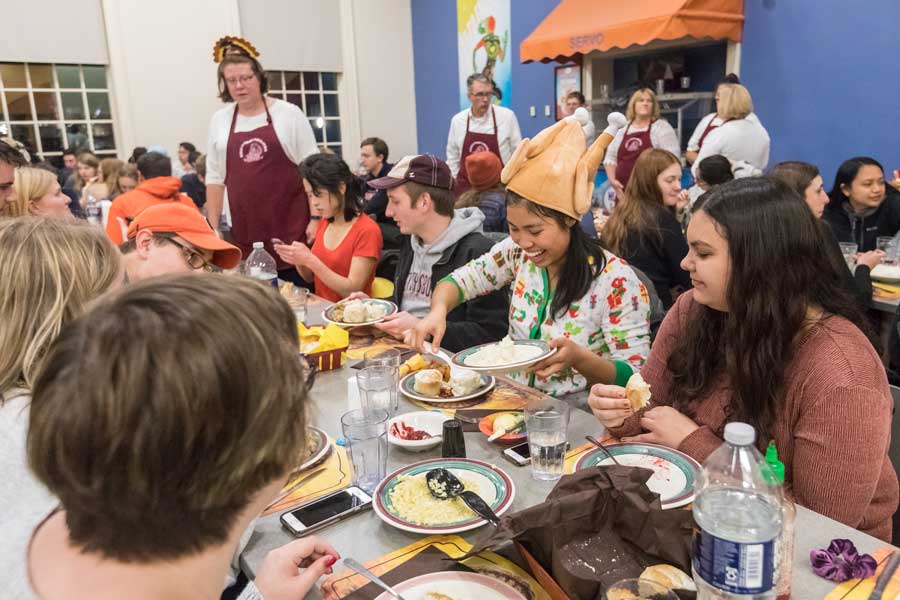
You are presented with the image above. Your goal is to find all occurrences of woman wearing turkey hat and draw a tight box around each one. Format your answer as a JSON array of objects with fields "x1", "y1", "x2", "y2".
[
  {"x1": 204, "y1": 37, "x2": 319, "y2": 285},
  {"x1": 410, "y1": 113, "x2": 651, "y2": 398}
]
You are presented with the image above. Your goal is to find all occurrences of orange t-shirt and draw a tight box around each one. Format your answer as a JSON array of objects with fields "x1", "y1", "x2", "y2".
[
  {"x1": 311, "y1": 214, "x2": 382, "y2": 302},
  {"x1": 105, "y1": 176, "x2": 199, "y2": 244}
]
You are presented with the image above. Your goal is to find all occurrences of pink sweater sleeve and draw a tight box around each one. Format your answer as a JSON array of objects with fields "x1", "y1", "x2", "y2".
[
  {"x1": 608, "y1": 292, "x2": 688, "y2": 438},
  {"x1": 790, "y1": 383, "x2": 893, "y2": 531}
]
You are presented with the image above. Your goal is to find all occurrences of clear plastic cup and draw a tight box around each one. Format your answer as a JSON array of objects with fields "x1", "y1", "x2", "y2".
[
  {"x1": 357, "y1": 365, "x2": 399, "y2": 415},
  {"x1": 525, "y1": 401, "x2": 570, "y2": 481},
  {"x1": 340, "y1": 408, "x2": 388, "y2": 494}
]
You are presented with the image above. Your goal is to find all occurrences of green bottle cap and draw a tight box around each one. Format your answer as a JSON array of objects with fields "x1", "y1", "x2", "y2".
[{"x1": 765, "y1": 441, "x2": 785, "y2": 484}]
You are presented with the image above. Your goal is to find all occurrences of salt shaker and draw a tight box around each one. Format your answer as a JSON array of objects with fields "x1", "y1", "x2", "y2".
[{"x1": 441, "y1": 419, "x2": 466, "y2": 458}]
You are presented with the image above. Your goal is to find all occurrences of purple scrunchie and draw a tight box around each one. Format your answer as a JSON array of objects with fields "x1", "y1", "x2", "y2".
[{"x1": 810, "y1": 539, "x2": 878, "y2": 582}]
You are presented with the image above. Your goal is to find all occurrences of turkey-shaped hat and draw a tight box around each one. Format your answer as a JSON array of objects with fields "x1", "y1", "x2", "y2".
[{"x1": 501, "y1": 108, "x2": 627, "y2": 220}]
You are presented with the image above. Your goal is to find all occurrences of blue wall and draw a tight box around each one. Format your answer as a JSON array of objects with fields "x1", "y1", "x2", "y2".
[
  {"x1": 411, "y1": 0, "x2": 558, "y2": 157},
  {"x1": 741, "y1": 0, "x2": 900, "y2": 184}
]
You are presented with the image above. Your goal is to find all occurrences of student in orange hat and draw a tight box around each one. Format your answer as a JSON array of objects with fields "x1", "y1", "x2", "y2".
[
  {"x1": 119, "y1": 203, "x2": 242, "y2": 282},
  {"x1": 455, "y1": 151, "x2": 507, "y2": 233}
]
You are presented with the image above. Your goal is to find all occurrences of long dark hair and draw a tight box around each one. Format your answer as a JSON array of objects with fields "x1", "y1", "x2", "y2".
[
  {"x1": 668, "y1": 177, "x2": 873, "y2": 442},
  {"x1": 506, "y1": 190, "x2": 606, "y2": 319},
  {"x1": 299, "y1": 153, "x2": 364, "y2": 222},
  {"x1": 827, "y1": 156, "x2": 884, "y2": 209}
]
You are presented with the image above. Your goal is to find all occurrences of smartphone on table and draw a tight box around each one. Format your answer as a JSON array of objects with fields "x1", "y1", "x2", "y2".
[
  {"x1": 502, "y1": 441, "x2": 570, "y2": 466},
  {"x1": 280, "y1": 486, "x2": 373, "y2": 536}
]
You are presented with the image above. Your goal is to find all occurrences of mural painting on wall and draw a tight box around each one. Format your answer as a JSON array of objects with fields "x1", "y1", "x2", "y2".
[{"x1": 457, "y1": 0, "x2": 511, "y2": 110}]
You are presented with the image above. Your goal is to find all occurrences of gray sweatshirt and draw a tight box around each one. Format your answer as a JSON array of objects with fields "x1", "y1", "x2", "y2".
[{"x1": 401, "y1": 208, "x2": 485, "y2": 316}]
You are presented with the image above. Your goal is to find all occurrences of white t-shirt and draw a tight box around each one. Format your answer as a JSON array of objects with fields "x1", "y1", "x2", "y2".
[
  {"x1": 691, "y1": 116, "x2": 771, "y2": 178},
  {"x1": 205, "y1": 98, "x2": 318, "y2": 186},
  {"x1": 446, "y1": 106, "x2": 522, "y2": 176},
  {"x1": 1, "y1": 390, "x2": 56, "y2": 600},
  {"x1": 603, "y1": 119, "x2": 681, "y2": 166},
  {"x1": 686, "y1": 112, "x2": 762, "y2": 152}
]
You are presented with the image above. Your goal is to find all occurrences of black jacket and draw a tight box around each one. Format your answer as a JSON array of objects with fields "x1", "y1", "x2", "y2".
[
  {"x1": 616, "y1": 207, "x2": 692, "y2": 309},
  {"x1": 822, "y1": 185, "x2": 900, "y2": 252},
  {"x1": 392, "y1": 232, "x2": 509, "y2": 353},
  {"x1": 820, "y1": 220, "x2": 872, "y2": 309},
  {"x1": 362, "y1": 163, "x2": 401, "y2": 249}
]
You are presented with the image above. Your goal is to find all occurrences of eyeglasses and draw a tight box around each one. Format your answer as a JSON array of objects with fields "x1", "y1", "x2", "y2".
[
  {"x1": 224, "y1": 74, "x2": 256, "y2": 86},
  {"x1": 167, "y1": 237, "x2": 214, "y2": 271},
  {"x1": 470, "y1": 91, "x2": 493, "y2": 99}
]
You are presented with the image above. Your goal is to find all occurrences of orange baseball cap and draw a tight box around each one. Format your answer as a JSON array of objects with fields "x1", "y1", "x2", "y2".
[{"x1": 126, "y1": 203, "x2": 242, "y2": 269}]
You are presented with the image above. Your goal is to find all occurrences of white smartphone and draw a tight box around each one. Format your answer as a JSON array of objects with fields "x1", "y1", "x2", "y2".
[
  {"x1": 279, "y1": 486, "x2": 373, "y2": 536},
  {"x1": 502, "y1": 441, "x2": 570, "y2": 466}
]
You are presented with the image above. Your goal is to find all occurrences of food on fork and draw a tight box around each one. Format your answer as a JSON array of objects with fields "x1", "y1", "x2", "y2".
[{"x1": 625, "y1": 372, "x2": 651, "y2": 412}]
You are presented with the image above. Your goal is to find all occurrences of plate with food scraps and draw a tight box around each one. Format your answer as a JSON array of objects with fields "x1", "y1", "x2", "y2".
[
  {"x1": 451, "y1": 337, "x2": 556, "y2": 375},
  {"x1": 871, "y1": 264, "x2": 900, "y2": 283},
  {"x1": 373, "y1": 571, "x2": 527, "y2": 600},
  {"x1": 387, "y1": 412, "x2": 449, "y2": 451},
  {"x1": 372, "y1": 457, "x2": 515, "y2": 534},
  {"x1": 295, "y1": 426, "x2": 332, "y2": 473},
  {"x1": 399, "y1": 368, "x2": 495, "y2": 404},
  {"x1": 574, "y1": 442, "x2": 701, "y2": 509},
  {"x1": 478, "y1": 412, "x2": 526, "y2": 443},
  {"x1": 323, "y1": 298, "x2": 398, "y2": 328}
]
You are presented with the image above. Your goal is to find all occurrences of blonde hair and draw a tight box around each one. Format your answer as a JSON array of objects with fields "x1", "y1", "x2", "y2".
[
  {"x1": 625, "y1": 88, "x2": 661, "y2": 122},
  {"x1": 100, "y1": 158, "x2": 125, "y2": 196},
  {"x1": 0, "y1": 217, "x2": 121, "y2": 395},
  {"x1": 717, "y1": 83, "x2": 753, "y2": 120},
  {"x1": 9, "y1": 167, "x2": 57, "y2": 217}
]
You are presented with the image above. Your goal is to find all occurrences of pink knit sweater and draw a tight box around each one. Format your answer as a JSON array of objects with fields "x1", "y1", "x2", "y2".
[{"x1": 611, "y1": 292, "x2": 898, "y2": 542}]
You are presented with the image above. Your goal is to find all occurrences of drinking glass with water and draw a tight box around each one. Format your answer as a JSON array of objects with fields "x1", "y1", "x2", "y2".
[
  {"x1": 524, "y1": 401, "x2": 570, "y2": 481},
  {"x1": 357, "y1": 365, "x2": 399, "y2": 415},
  {"x1": 340, "y1": 408, "x2": 388, "y2": 494}
]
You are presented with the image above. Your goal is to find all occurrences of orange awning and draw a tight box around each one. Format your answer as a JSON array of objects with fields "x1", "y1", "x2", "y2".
[{"x1": 520, "y1": 0, "x2": 744, "y2": 63}]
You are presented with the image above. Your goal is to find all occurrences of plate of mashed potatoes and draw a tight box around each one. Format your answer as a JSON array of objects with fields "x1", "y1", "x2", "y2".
[
  {"x1": 323, "y1": 298, "x2": 397, "y2": 327},
  {"x1": 451, "y1": 336, "x2": 555, "y2": 375}
]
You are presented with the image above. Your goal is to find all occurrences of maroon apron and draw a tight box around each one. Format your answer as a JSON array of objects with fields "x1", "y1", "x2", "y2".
[
  {"x1": 454, "y1": 107, "x2": 503, "y2": 195},
  {"x1": 614, "y1": 120, "x2": 654, "y2": 187},
  {"x1": 696, "y1": 114, "x2": 732, "y2": 150},
  {"x1": 225, "y1": 100, "x2": 309, "y2": 270}
]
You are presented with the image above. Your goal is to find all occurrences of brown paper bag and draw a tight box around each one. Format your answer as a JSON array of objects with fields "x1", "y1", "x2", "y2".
[{"x1": 466, "y1": 465, "x2": 695, "y2": 600}]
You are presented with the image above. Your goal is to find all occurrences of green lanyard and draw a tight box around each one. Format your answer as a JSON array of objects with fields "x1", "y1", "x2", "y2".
[{"x1": 527, "y1": 268, "x2": 554, "y2": 387}]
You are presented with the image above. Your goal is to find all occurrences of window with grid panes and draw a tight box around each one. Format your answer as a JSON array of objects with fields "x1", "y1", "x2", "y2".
[
  {"x1": 0, "y1": 63, "x2": 117, "y2": 168},
  {"x1": 267, "y1": 70, "x2": 341, "y2": 157}
]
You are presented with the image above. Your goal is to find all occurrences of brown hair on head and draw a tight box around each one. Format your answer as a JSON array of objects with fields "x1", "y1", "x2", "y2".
[
  {"x1": 28, "y1": 273, "x2": 312, "y2": 561},
  {"x1": 602, "y1": 148, "x2": 680, "y2": 255},
  {"x1": 217, "y1": 53, "x2": 269, "y2": 102},
  {"x1": 769, "y1": 161, "x2": 820, "y2": 199},
  {"x1": 403, "y1": 182, "x2": 456, "y2": 217}
]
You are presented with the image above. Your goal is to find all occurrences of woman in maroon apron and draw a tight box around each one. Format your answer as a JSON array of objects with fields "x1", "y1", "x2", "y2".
[
  {"x1": 454, "y1": 106, "x2": 503, "y2": 195},
  {"x1": 604, "y1": 88, "x2": 680, "y2": 199},
  {"x1": 206, "y1": 37, "x2": 312, "y2": 285}
]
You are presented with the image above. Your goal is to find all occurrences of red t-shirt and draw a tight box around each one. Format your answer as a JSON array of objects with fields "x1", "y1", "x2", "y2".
[{"x1": 311, "y1": 214, "x2": 383, "y2": 302}]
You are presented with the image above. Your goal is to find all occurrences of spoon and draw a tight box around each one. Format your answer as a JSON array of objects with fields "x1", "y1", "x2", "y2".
[
  {"x1": 343, "y1": 558, "x2": 408, "y2": 600},
  {"x1": 585, "y1": 435, "x2": 621, "y2": 465},
  {"x1": 425, "y1": 468, "x2": 501, "y2": 527}
]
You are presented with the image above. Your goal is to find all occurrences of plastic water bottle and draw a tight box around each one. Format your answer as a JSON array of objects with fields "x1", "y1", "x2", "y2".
[
  {"x1": 692, "y1": 422, "x2": 782, "y2": 599},
  {"x1": 245, "y1": 241, "x2": 278, "y2": 288},
  {"x1": 85, "y1": 194, "x2": 101, "y2": 225}
]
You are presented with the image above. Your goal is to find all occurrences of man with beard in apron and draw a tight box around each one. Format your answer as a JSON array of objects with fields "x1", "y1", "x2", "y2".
[
  {"x1": 446, "y1": 73, "x2": 521, "y2": 196},
  {"x1": 205, "y1": 37, "x2": 319, "y2": 285}
]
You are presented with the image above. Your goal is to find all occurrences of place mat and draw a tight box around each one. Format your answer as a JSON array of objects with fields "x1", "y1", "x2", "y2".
[
  {"x1": 320, "y1": 534, "x2": 551, "y2": 600},
  {"x1": 826, "y1": 547, "x2": 900, "y2": 599},
  {"x1": 345, "y1": 336, "x2": 407, "y2": 360},
  {"x1": 408, "y1": 376, "x2": 546, "y2": 413},
  {"x1": 873, "y1": 282, "x2": 900, "y2": 299},
  {"x1": 262, "y1": 444, "x2": 352, "y2": 516}
]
